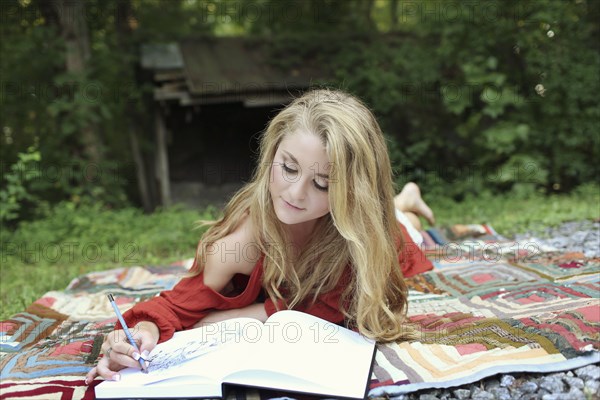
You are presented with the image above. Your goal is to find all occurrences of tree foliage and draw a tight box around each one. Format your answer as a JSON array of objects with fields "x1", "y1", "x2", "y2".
[
  {"x1": 261, "y1": 0, "x2": 599, "y2": 198},
  {"x1": 1, "y1": 0, "x2": 598, "y2": 226}
]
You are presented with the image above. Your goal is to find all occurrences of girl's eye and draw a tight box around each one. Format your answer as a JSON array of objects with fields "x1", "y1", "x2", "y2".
[
  {"x1": 282, "y1": 162, "x2": 328, "y2": 192},
  {"x1": 313, "y1": 181, "x2": 328, "y2": 192},
  {"x1": 282, "y1": 163, "x2": 297, "y2": 174}
]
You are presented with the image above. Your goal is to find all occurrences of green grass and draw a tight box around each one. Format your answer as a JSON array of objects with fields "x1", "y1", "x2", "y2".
[
  {"x1": 1, "y1": 202, "x2": 217, "y2": 320},
  {"x1": 427, "y1": 183, "x2": 599, "y2": 236},
  {"x1": 1, "y1": 183, "x2": 598, "y2": 320}
]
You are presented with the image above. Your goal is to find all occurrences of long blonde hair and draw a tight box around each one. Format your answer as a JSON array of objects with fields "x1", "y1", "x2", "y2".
[{"x1": 195, "y1": 89, "x2": 410, "y2": 342}]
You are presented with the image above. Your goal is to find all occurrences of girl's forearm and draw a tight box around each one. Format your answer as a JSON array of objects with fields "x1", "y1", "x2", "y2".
[{"x1": 195, "y1": 303, "x2": 268, "y2": 327}]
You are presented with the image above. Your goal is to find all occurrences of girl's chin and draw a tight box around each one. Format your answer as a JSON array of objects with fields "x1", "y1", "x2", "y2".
[{"x1": 273, "y1": 211, "x2": 301, "y2": 225}]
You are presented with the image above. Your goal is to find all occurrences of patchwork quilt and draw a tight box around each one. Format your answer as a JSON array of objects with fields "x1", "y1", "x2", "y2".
[{"x1": 1, "y1": 224, "x2": 598, "y2": 399}]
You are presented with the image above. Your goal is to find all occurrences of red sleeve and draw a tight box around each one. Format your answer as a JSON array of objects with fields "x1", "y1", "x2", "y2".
[
  {"x1": 397, "y1": 223, "x2": 433, "y2": 277},
  {"x1": 117, "y1": 257, "x2": 265, "y2": 343}
]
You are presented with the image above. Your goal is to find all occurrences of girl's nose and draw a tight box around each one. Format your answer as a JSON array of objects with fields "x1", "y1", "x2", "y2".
[{"x1": 289, "y1": 178, "x2": 307, "y2": 202}]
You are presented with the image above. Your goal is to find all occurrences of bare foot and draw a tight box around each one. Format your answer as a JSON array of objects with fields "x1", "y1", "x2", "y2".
[{"x1": 394, "y1": 182, "x2": 435, "y2": 226}]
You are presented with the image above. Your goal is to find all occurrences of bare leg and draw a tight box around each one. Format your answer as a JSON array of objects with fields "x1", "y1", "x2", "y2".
[
  {"x1": 394, "y1": 182, "x2": 435, "y2": 226},
  {"x1": 403, "y1": 211, "x2": 422, "y2": 231}
]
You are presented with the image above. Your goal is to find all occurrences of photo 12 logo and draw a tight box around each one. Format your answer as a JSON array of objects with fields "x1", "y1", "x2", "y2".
[
  {"x1": 1, "y1": 241, "x2": 140, "y2": 264},
  {"x1": 198, "y1": 320, "x2": 340, "y2": 345}
]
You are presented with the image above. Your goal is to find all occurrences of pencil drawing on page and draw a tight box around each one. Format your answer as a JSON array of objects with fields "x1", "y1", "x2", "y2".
[{"x1": 146, "y1": 337, "x2": 221, "y2": 373}]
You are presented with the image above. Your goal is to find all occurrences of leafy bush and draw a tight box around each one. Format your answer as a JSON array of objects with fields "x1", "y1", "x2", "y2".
[
  {"x1": 267, "y1": 1, "x2": 599, "y2": 196},
  {"x1": 0, "y1": 146, "x2": 48, "y2": 224}
]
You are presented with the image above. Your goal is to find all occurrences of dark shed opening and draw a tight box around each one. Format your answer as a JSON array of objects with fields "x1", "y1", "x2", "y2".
[{"x1": 137, "y1": 37, "x2": 328, "y2": 210}]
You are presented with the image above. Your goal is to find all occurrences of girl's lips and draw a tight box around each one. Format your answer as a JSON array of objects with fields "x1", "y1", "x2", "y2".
[{"x1": 283, "y1": 198, "x2": 304, "y2": 210}]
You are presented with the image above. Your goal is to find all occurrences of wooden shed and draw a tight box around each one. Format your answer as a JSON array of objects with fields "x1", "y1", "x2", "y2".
[{"x1": 138, "y1": 37, "x2": 328, "y2": 210}]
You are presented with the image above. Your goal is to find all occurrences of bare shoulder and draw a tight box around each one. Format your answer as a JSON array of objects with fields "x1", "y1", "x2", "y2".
[
  {"x1": 203, "y1": 213, "x2": 261, "y2": 292},
  {"x1": 220, "y1": 213, "x2": 261, "y2": 274}
]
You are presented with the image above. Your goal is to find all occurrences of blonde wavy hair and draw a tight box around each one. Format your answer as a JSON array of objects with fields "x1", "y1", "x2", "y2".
[{"x1": 194, "y1": 89, "x2": 411, "y2": 342}]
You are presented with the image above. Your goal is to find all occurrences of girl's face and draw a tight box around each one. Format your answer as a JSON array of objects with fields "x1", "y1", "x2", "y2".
[{"x1": 269, "y1": 131, "x2": 331, "y2": 229}]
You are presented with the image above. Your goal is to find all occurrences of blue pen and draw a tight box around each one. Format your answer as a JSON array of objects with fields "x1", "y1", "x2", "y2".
[{"x1": 107, "y1": 293, "x2": 148, "y2": 373}]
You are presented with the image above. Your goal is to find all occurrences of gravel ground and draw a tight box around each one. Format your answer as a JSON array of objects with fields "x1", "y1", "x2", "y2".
[
  {"x1": 390, "y1": 220, "x2": 600, "y2": 400},
  {"x1": 513, "y1": 220, "x2": 600, "y2": 259}
]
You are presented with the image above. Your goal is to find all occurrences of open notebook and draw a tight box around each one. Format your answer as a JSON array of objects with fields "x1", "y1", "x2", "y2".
[{"x1": 95, "y1": 310, "x2": 376, "y2": 399}]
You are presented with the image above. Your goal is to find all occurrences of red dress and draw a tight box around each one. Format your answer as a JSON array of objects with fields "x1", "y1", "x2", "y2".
[{"x1": 119, "y1": 224, "x2": 432, "y2": 342}]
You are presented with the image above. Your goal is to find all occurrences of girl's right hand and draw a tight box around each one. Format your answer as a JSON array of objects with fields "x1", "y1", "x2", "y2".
[{"x1": 85, "y1": 321, "x2": 159, "y2": 384}]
